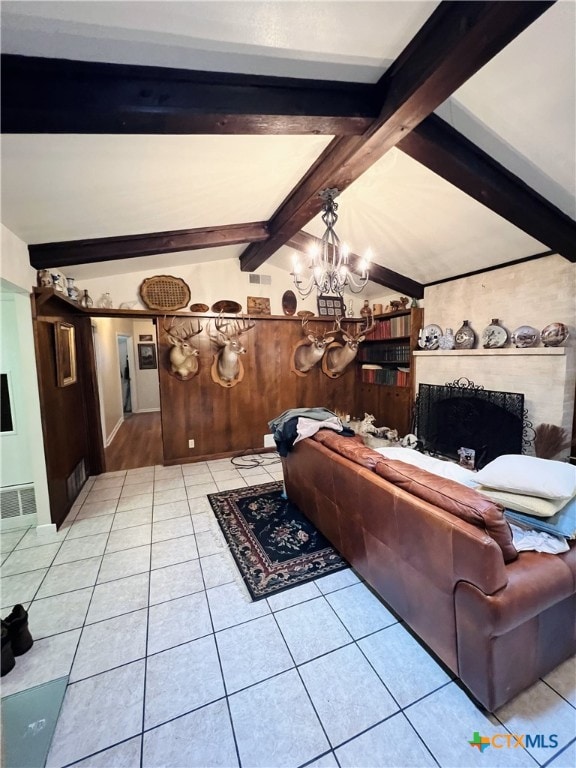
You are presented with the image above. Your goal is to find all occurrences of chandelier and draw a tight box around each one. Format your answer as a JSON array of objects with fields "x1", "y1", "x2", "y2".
[{"x1": 291, "y1": 188, "x2": 371, "y2": 297}]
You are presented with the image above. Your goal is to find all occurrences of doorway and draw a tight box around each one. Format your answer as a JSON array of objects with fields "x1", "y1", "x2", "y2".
[{"x1": 117, "y1": 335, "x2": 132, "y2": 415}]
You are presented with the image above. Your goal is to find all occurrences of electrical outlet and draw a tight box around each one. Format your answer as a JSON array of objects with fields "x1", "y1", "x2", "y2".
[
  {"x1": 263, "y1": 434, "x2": 276, "y2": 448},
  {"x1": 188, "y1": 439, "x2": 195, "y2": 448}
]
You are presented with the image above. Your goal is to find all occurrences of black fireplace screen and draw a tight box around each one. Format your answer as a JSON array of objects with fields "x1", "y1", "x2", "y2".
[{"x1": 414, "y1": 380, "x2": 525, "y2": 469}]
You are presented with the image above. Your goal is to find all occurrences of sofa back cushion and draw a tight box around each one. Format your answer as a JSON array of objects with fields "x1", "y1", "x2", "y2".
[{"x1": 374, "y1": 459, "x2": 518, "y2": 563}]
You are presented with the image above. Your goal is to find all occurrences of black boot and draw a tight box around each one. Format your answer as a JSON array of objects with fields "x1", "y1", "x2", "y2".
[
  {"x1": 3, "y1": 604, "x2": 33, "y2": 656},
  {"x1": 1, "y1": 622, "x2": 15, "y2": 676}
]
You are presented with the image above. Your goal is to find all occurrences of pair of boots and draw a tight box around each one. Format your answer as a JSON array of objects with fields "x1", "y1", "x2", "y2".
[{"x1": 1, "y1": 605, "x2": 33, "y2": 677}]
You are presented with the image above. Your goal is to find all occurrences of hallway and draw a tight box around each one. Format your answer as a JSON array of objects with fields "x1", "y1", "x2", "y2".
[{"x1": 105, "y1": 413, "x2": 163, "y2": 471}]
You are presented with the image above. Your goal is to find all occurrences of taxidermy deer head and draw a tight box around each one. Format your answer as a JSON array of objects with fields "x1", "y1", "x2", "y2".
[
  {"x1": 162, "y1": 317, "x2": 203, "y2": 380},
  {"x1": 209, "y1": 313, "x2": 255, "y2": 387},
  {"x1": 322, "y1": 315, "x2": 375, "y2": 378},
  {"x1": 291, "y1": 317, "x2": 336, "y2": 376}
]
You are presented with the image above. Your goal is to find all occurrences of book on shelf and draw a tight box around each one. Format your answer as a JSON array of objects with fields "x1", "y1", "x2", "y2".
[
  {"x1": 372, "y1": 313, "x2": 411, "y2": 340},
  {"x1": 361, "y1": 366, "x2": 411, "y2": 387},
  {"x1": 358, "y1": 342, "x2": 410, "y2": 363}
]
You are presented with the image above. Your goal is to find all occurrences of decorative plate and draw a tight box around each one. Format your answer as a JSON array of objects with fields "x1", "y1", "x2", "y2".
[
  {"x1": 540, "y1": 322, "x2": 569, "y2": 347},
  {"x1": 297, "y1": 310, "x2": 315, "y2": 318},
  {"x1": 481, "y1": 320, "x2": 508, "y2": 349},
  {"x1": 211, "y1": 300, "x2": 242, "y2": 314},
  {"x1": 419, "y1": 324, "x2": 442, "y2": 350},
  {"x1": 511, "y1": 325, "x2": 539, "y2": 348},
  {"x1": 139, "y1": 275, "x2": 191, "y2": 311},
  {"x1": 282, "y1": 290, "x2": 297, "y2": 316},
  {"x1": 189, "y1": 303, "x2": 209, "y2": 313}
]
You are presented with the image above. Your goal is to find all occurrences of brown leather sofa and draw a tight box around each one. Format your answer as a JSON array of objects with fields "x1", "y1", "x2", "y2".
[{"x1": 281, "y1": 430, "x2": 576, "y2": 712}]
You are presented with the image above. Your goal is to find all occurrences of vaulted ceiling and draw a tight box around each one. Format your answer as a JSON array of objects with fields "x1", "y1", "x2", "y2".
[{"x1": 1, "y1": 1, "x2": 575, "y2": 297}]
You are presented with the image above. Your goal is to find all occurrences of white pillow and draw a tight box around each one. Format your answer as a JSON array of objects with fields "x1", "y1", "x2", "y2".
[
  {"x1": 475, "y1": 455, "x2": 576, "y2": 500},
  {"x1": 476, "y1": 487, "x2": 570, "y2": 517},
  {"x1": 374, "y1": 447, "x2": 479, "y2": 487}
]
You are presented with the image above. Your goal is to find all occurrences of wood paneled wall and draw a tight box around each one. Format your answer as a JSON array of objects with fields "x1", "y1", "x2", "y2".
[
  {"x1": 158, "y1": 317, "x2": 359, "y2": 463},
  {"x1": 32, "y1": 295, "x2": 104, "y2": 526}
]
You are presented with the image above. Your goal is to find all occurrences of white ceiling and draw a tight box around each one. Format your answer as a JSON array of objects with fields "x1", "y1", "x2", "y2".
[{"x1": 1, "y1": 1, "x2": 574, "y2": 286}]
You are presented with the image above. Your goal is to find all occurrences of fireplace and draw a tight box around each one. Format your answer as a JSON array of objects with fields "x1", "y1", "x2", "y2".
[{"x1": 414, "y1": 378, "x2": 528, "y2": 469}]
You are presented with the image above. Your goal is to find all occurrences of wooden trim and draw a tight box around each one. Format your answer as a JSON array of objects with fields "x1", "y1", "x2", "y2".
[
  {"x1": 399, "y1": 115, "x2": 576, "y2": 262},
  {"x1": 239, "y1": 0, "x2": 554, "y2": 272},
  {"x1": 287, "y1": 231, "x2": 424, "y2": 298},
  {"x1": 29, "y1": 222, "x2": 269, "y2": 269},
  {"x1": 1, "y1": 54, "x2": 376, "y2": 136}
]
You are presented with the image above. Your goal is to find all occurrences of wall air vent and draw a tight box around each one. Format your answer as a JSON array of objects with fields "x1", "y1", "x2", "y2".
[
  {"x1": 0, "y1": 485, "x2": 37, "y2": 519},
  {"x1": 249, "y1": 274, "x2": 272, "y2": 286},
  {"x1": 67, "y1": 459, "x2": 87, "y2": 502}
]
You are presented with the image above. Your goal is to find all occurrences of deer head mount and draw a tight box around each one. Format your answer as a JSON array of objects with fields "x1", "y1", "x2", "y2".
[
  {"x1": 162, "y1": 316, "x2": 203, "y2": 380},
  {"x1": 322, "y1": 315, "x2": 375, "y2": 378},
  {"x1": 290, "y1": 317, "x2": 336, "y2": 376},
  {"x1": 209, "y1": 313, "x2": 256, "y2": 387}
]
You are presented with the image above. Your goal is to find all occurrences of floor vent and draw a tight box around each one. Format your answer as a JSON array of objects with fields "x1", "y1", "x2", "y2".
[
  {"x1": 0, "y1": 485, "x2": 37, "y2": 520},
  {"x1": 67, "y1": 459, "x2": 87, "y2": 502},
  {"x1": 249, "y1": 274, "x2": 272, "y2": 285}
]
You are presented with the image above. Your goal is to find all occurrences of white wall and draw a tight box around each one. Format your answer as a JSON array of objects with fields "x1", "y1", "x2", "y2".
[
  {"x1": 74, "y1": 257, "x2": 411, "y2": 319},
  {"x1": 91, "y1": 316, "x2": 134, "y2": 444},
  {"x1": 416, "y1": 254, "x2": 576, "y2": 451},
  {"x1": 0, "y1": 225, "x2": 51, "y2": 527},
  {"x1": 132, "y1": 319, "x2": 160, "y2": 412}
]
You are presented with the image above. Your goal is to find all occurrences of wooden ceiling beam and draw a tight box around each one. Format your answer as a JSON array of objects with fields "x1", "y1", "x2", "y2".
[
  {"x1": 240, "y1": 0, "x2": 555, "y2": 272},
  {"x1": 288, "y1": 231, "x2": 424, "y2": 299},
  {"x1": 29, "y1": 222, "x2": 269, "y2": 270},
  {"x1": 399, "y1": 114, "x2": 576, "y2": 262},
  {"x1": 1, "y1": 54, "x2": 377, "y2": 136}
]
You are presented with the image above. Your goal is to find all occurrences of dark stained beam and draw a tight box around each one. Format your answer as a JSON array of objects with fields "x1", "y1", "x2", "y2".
[
  {"x1": 1, "y1": 54, "x2": 377, "y2": 136},
  {"x1": 288, "y1": 231, "x2": 424, "y2": 298},
  {"x1": 29, "y1": 222, "x2": 269, "y2": 270},
  {"x1": 425, "y1": 250, "x2": 555, "y2": 287},
  {"x1": 399, "y1": 115, "x2": 576, "y2": 261},
  {"x1": 240, "y1": 0, "x2": 555, "y2": 271}
]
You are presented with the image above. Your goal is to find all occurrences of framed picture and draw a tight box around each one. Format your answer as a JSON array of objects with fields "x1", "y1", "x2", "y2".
[
  {"x1": 317, "y1": 294, "x2": 346, "y2": 317},
  {"x1": 139, "y1": 334, "x2": 153, "y2": 342},
  {"x1": 247, "y1": 296, "x2": 271, "y2": 315},
  {"x1": 138, "y1": 343, "x2": 157, "y2": 370},
  {"x1": 55, "y1": 321, "x2": 77, "y2": 387}
]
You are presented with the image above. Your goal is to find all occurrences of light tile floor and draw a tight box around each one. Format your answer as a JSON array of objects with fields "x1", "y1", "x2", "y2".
[{"x1": 1, "y1": 457, "x2": 574, "y2": 768}]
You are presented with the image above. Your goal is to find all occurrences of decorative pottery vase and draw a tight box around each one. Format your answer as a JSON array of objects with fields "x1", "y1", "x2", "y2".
[
  {"x1": 79, "y1": 289, "x2": 93, "y2": 309},
  {"x1": 360, "y1": 299, "x2": 373, "y2": 329},
  {"x1": 540, "y1": 322, "x2": 569, "y2": 347},
  {"x1": 37, "y1": 269, "x2": 52, "y2": 288},
  {"x1": 438, "y1": 328, "x2": 455, "y2": 350},
  {"x1": 481, "y1": 318, "x2": 508, "y2": 349},
  {"x1": 511, "y1": 325, "x2": 539, "y2": 348},
  {"x1": 410, "y1": 297, "x2": 419, "y2": 308},
  {"x1": 454, "y1": 320, "x2": 476, "y2": 349},
  {"x1": 51, "y1": 273, "x2": 64, "y2": 292},
  {"x1": 96, "y1": 292, "x2": 113, "y2": 309},
  {"x1": 66, "y1": 277, "x2": 79, "y2": 302}
]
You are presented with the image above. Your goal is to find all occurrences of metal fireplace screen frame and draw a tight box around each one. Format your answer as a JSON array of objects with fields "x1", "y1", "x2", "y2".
[{"x1": 414, "y1": 378, "x2": 530, "y2": 470}]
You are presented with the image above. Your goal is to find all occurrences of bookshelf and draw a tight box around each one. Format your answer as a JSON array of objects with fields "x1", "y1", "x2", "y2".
[{"x1": 357, "y1": 307, "x2": 423, "y2": 435}]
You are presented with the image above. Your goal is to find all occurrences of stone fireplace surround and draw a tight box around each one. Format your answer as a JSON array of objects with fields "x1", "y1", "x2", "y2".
[{"x1": 414, "y1": 347, "x2": 574, "y2": 458}]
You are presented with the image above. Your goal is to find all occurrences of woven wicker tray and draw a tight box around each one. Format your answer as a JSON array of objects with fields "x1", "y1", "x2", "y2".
[{"x1": 139, "y1": 275, "x2": 191, "y2": 311}]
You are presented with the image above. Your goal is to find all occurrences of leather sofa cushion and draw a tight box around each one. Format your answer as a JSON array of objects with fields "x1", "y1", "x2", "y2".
[
  {"x1": 374, "y1": 459, "x2": 518, "y2": 563},
  {"x1": 312, "y1": 430, "x2": 383, "y2": 470}
]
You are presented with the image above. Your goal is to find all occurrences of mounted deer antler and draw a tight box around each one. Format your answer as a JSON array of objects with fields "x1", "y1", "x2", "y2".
[
  {"x1": 162, "y1": 316, "x2": 203, "y2": 380},
  {"x1": 209, "y1": 313, "x2": 256, "y2": 387},
  {"x1": 291, "y1": 316, "x2": 337, "y2": 376},
  {"x1": 322, "y1": 315, "x2": 375, "y2": 378}
]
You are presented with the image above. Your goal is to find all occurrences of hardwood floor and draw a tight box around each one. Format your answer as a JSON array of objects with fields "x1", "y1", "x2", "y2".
[{"x1": 105, "y1": 412, "x2": 163, "y2": 471}]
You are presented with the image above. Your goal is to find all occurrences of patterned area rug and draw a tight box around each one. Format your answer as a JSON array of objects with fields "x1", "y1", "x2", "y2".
[{"x1": 208, "y1": 481, "x2": 348, "y2": 600}]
